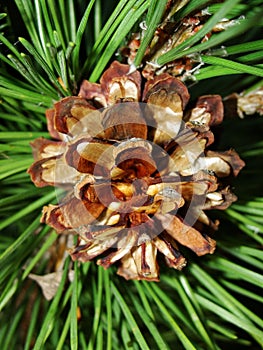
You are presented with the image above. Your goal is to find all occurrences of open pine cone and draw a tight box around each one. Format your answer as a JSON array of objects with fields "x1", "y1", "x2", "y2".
[{"x1": 28, "y1": 61, "x2": 244, "y2": 281}]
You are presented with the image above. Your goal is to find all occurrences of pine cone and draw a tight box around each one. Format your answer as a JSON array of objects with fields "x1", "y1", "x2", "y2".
[{"x1": 28, "y1": 61, "x2": 245, "y2": 281}]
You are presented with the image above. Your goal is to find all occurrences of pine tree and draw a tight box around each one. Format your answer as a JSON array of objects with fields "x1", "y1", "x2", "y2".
[{"x1": 0, "y1": 1, "x2": 262, "y2": 349}]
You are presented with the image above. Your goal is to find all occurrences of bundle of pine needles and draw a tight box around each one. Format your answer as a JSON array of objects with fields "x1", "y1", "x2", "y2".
[{"x1": 0, "y1": 1, "x2": 262, "y2": 349}]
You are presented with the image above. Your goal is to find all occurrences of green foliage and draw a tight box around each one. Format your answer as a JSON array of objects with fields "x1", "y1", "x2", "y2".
[{"x1": 0, "y1": 1, "x2": 262, "y2": 349}]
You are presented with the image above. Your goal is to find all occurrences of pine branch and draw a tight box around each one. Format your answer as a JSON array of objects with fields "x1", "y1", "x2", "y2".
[{"x1": 0, "y1": 1, "x2": 262, "y2": 349}]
